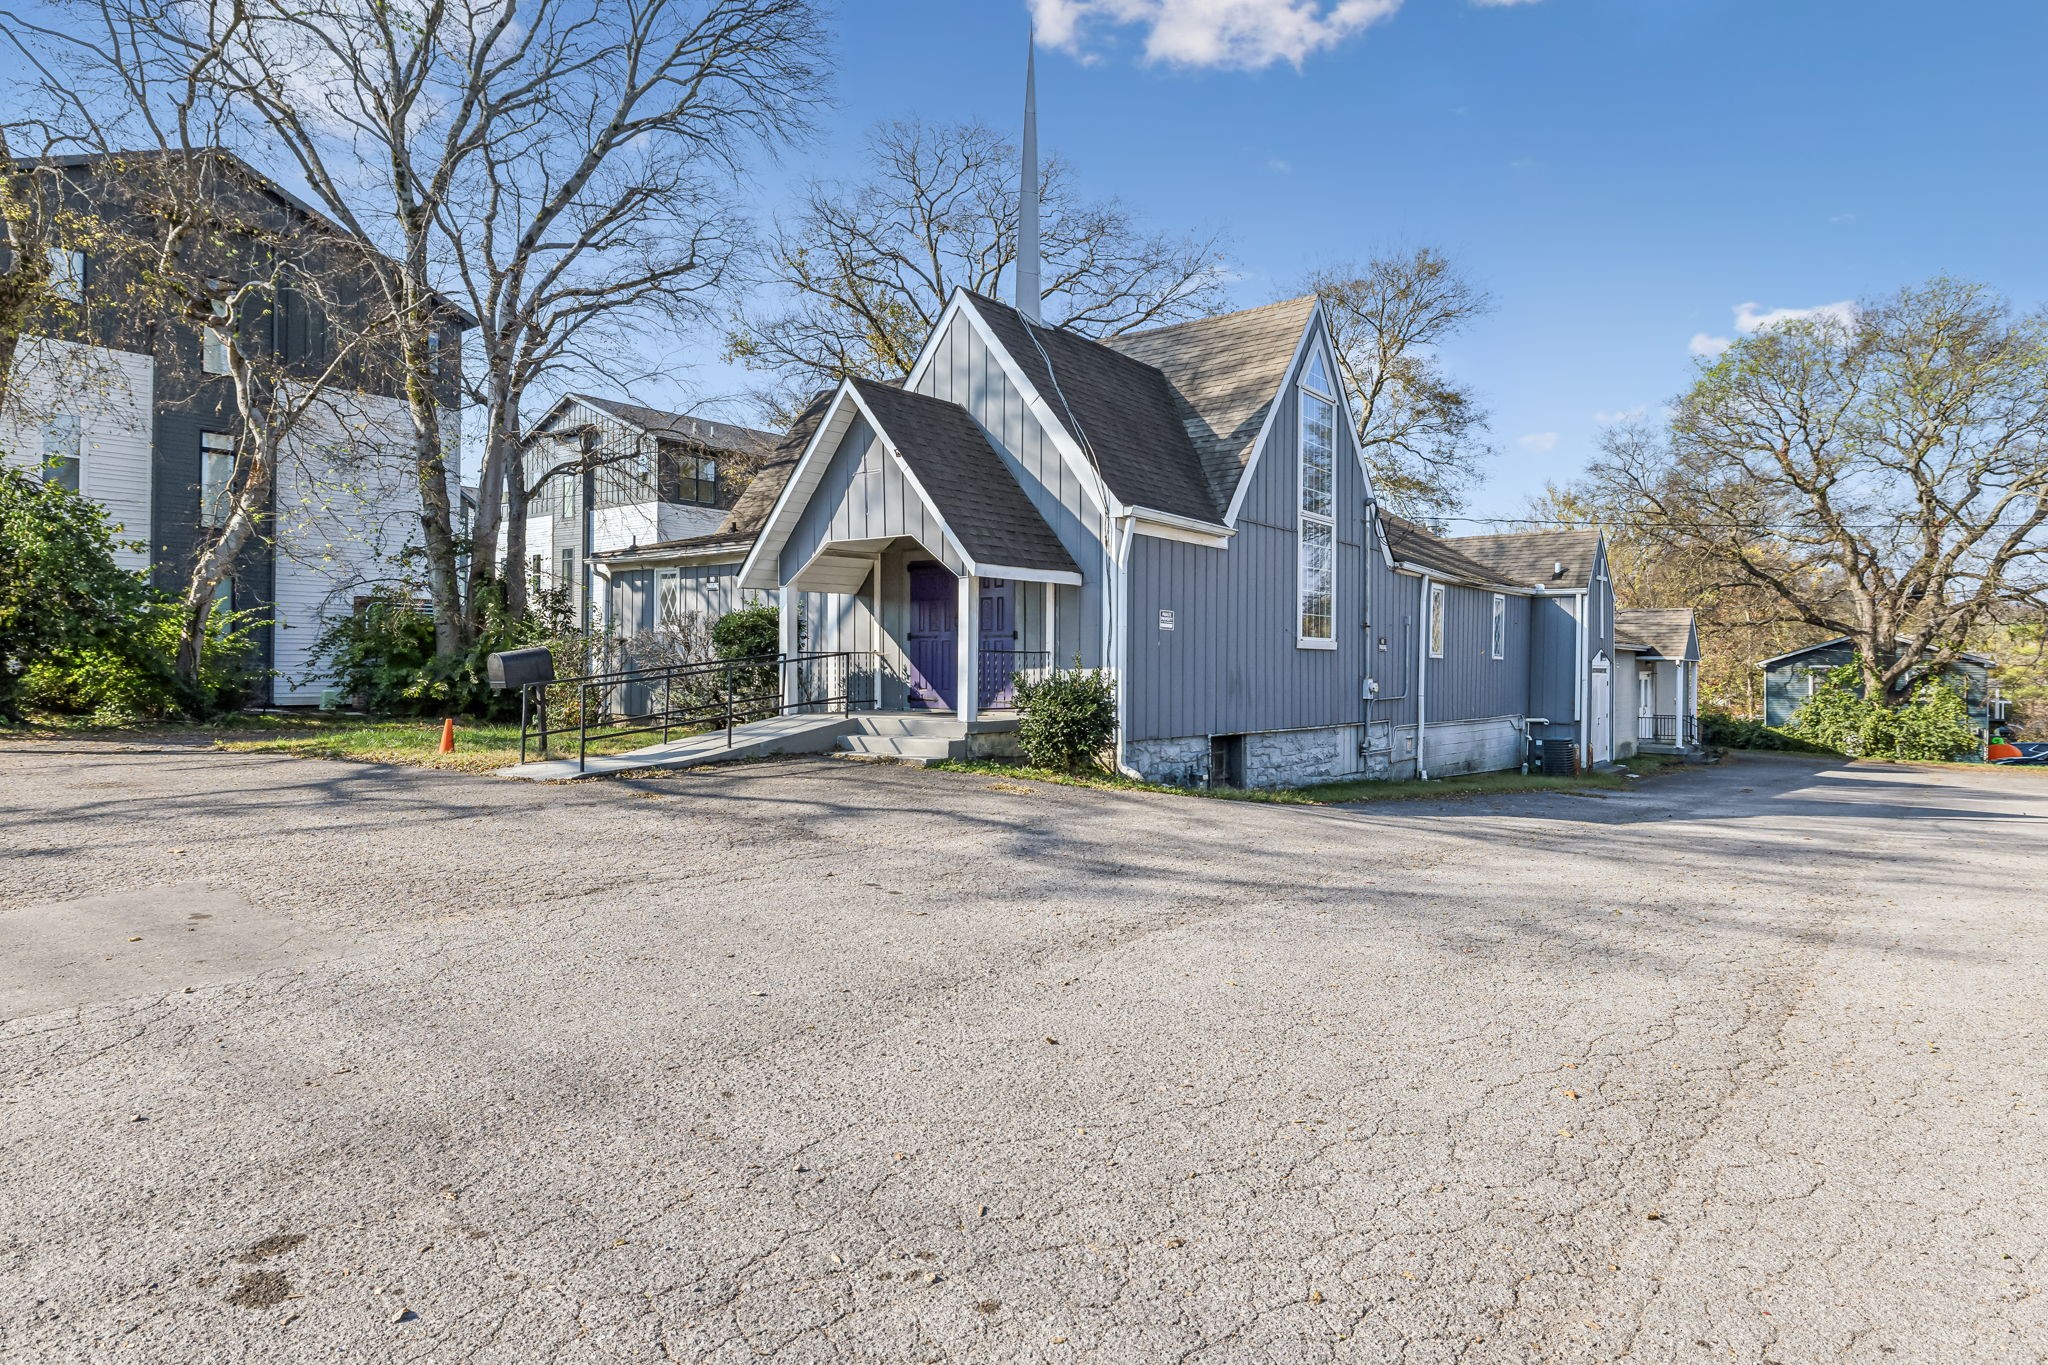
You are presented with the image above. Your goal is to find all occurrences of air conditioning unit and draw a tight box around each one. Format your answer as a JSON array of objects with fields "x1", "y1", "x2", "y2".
[{"x1": 1539, "y1": 739, "x2": 1578, "y2": 776}]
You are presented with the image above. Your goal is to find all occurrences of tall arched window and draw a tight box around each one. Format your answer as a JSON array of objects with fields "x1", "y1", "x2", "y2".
[{"x1": 1297, "y1": 348, "x2": 1337, "y2": 647}]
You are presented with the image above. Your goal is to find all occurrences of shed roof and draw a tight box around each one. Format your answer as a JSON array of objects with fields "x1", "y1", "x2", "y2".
[
  {"x1": 1379, "y1": 512, "x2": 1521, "y2": 586},
  {"x1": 850, "y1": 379, "x2": 1079, "y2": 577},
  {"x1": 1441, "y1": 528, "x2": 1602, "y2": 589},
  {"x1": 1756, "y1": 636, "x2": 1997, "y2": 669},
  {"x1": 1615, "y1": 608, "x2": 1699, "y2": 660}
]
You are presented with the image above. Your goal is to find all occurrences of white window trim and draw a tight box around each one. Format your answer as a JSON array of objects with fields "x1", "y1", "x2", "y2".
[
  {"x1": 1428, "y1": 583, "x2": 1446, "y2": 659},
  {"x1": 1490, "y1": 593, "x2": 1506, "y2": 660},
  {"x1": 1295, "y1": 349, "x2": 1339, "y2": 650}
]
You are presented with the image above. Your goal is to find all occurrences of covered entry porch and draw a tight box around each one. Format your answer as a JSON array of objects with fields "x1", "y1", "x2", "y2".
[
  {"x1": 1633, "y1": 656, "x2": 1700, "y2": 751},
  {"x1": 781, "y1": 533, "x2": 1075, "y2": 723}
]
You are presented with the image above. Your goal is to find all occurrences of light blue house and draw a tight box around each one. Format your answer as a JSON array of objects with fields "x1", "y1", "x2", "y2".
[{"x1": 733, "y1": 284, "x2": 1698, "y2": 785}]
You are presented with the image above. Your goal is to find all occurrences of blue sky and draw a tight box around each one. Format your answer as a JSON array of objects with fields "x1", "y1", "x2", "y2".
[{"x1": 681, "y1": 0, "x2": 2048, "y2": 524}]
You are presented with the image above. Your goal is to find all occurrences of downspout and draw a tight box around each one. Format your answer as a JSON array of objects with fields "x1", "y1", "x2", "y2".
[
  {"x1": 1112, "y1": 513, "x2": 1138, "y2": 777},
  {"x1": 1572, "y1": 592, "x2": 1587, "y2": 770},
  {"x1": 1415, "y1": 571, "x2": 1431, "y2": 781}
]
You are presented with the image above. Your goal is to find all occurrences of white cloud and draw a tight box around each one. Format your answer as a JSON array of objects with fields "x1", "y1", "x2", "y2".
[
  {"x1": 1031, "y1": 0, "x2": 1405, "y2": 69},
  {"x1": 1516, "y1": 432, "x2": 1560, "y2": 453},
  {"x1": 1690, "y1": 298, "x2": 1855, "y2": 360},
  {"x1": 1266, "y1": 157, "x2": 1293, "y2": 174},
  {"x1": 1592, "y1": 405, "x2": 1648, "y2": 425},
  {"x1": 1733, "y1": 299, "x2": 1855, "y2": 334},
  {"x1": 1689, "y1": 333, "x2": 1732, "y2": 359}
]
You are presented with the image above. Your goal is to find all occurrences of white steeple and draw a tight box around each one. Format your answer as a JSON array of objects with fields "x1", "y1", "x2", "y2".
[{"x1": 1017, "y1": 29, "x2": 1042, "y2": 324}]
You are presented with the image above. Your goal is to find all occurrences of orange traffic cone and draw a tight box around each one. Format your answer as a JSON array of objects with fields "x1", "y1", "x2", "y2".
[{"x1": 439, "y1": 717, "x2": 456, "y2": 754}]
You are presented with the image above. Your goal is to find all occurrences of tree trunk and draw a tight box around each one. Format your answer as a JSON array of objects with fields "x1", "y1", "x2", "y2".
[
  {"x1": 403, "y1": 359, "x2": 465, "y2": 658},
  {"x1": 463, "y1": 382, "x2": 520, "y2": 625},
  {"x1": 175, "y1": 442, "x2": 274, "y2": 700}
]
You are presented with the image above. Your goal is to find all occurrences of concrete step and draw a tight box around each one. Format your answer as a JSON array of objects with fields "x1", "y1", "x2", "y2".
[
  {"x1": 851, "y1": 715, "x2": 967, "y2": 738},
  {"x1": 836, "y1": 734, "x2": 963, "y2": 759}
]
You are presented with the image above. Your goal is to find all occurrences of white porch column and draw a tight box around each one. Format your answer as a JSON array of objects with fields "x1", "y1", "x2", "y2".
[
  {"x1": 957, "y1": 572, "x2": 980, "y2": 723},
  {"x1": 778, "y1": 583, "x2": 798, "y2": 711}
]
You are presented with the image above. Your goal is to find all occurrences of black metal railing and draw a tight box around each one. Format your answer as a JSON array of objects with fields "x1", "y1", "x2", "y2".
[
  {"x1": 517, "y1": 651, "x2": 879, "y2": 771},
  {"x1": 1642, "y1": 714, "x2": 1697, "y2": 746},
  {"x1": 977, "y1": 648, "x2": 1053, "y2": 710}
]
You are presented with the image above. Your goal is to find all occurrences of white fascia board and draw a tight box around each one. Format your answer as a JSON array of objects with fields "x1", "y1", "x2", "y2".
[
  {"x1": 594, "y1": 542, "x2": 749, "y2": 569},
  {"x1": 1221, "y1": 301, "x2": 1330, "y2": 528},
  {"x1": 978, "y1": 564, "x2": 1085, "y2": 586},
  {"x1": 735, "y1": 379, "x2": 861, "y2": 592},
  {"x1": 1129, "y1": 505, "x2": 1233, "y2": 547},
  {"x1": 919, "y1": 289, "x2": 1116, "y2": 520}
]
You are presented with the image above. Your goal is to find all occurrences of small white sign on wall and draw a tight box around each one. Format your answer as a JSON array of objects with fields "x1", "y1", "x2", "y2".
[{"x1": 1158, "y1": 609, "x2": 1175, "y2": 632}]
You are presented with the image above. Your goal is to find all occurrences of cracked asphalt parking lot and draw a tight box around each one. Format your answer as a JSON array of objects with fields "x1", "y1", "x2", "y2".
[{"x1": 2, "y1": 743, "x2": 2045, "y2": 1364}]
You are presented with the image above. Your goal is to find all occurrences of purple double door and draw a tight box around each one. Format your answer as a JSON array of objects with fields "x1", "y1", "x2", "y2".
[{"x1": 905, "y1": 565, "x2": 1016, "y2": 711}]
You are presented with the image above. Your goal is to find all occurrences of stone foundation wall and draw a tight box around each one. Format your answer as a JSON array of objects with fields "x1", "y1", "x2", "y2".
[{"x1": 1125, "y1": 726, "x2": 1369, "y2": 789}]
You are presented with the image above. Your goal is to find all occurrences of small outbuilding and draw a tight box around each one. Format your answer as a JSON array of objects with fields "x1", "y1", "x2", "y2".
[{"x1": 1759, "y1": 637, "x2": 1997, "y2": 737}]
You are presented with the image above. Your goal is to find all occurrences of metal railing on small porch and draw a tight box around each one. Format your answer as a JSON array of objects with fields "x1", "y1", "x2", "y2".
[
  {"x1": 516, "y1": 650, "x2": 883, "y2": 771},
  {"x1": 1640, "y1": 714, "x2": 1697, "y2": 746}
]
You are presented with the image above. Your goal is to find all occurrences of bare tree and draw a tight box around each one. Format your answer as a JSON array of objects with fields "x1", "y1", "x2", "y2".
[
  {"x1": 3, "y1": 8, "x2": 385, "y2": 690},
  {"x1": 1590, "y1": 277, "x2": 2048, "y2": 701},
  {"x1": 728, "y1": 117, "x2": 1230, "y2": 415},
  {"x1": 1304, "y1": 248, "x2": 1494, "y2": 521},
  {"x1": 432, "y1": 0, "x2": 825, "y2": 619}
]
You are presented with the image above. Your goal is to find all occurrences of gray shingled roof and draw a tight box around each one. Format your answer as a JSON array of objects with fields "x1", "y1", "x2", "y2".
[
  {"x1": 964, "y1": 291, "x2": 1218, "y2": 523},
  {"x1": 1108, "y1": 295, "x2": 1320, "y2": 519},
  {"x1": 573, "y1": 394, "x2": 776, "y2": 456},
  {"x1": 1441, "y1": 529, "x2": 1601, "y2": 589},
  {"x1": 851, "y1": 379, "x2": 1080, "y2": 576},
  {"x1": 1379, "y1": 512, "x2": 1519, "y2": 585},
  {"x1": 1615, "y1": 608, "x2": 1698, "y2": 660}
]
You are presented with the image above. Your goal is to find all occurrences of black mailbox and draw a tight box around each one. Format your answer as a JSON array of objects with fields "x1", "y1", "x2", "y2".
[{"x1": 487, "y1": 646, "x2": 555, "y2": 691}]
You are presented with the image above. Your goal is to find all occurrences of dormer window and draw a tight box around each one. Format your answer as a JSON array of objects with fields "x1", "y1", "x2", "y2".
[{"x1": 1296, "y1": 346, "x2": 1337, "y2": 647}]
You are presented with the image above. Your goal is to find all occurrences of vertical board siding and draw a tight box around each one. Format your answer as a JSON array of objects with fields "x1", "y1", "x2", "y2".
[
  {"x1": 1528, "y1": 596, "x2": 1581, "y2": 727},
  {"x1": 780, "y1": 418, "x2": 966, "y2": 579},
  {"x1": 911, "y1": 312, "x2": 1107, "y2": 665},
  {"x1": 1423, "y1": 582, "x2": 1530, "y2": 722},
  {"x1": 1123, "y1": 372, "x2": 1373, "y2": 741}
]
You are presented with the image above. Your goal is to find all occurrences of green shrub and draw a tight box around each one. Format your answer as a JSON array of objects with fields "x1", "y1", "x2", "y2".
[
  {"x1": 1699, "y1": 708, "x2": 1823, "y2": 752},
  {"x1": 712, "y1": 603, "x2": 779, "y2": 660},
  {"x1": 1787, "y1": 660, "x2": 1981, "y2": 761},
  {"x1": 24, "y1": 605, "x2": 260, "y2": 723},
  {"x1": 312, "y1": 583, "x2": 567, "y2": 719},
  {"x1": 1, "y1": 467, "x2": 252, "y2": 722},
  {"x1": 1013, "y1": 666, "x2": 1118, "y2": 771}
]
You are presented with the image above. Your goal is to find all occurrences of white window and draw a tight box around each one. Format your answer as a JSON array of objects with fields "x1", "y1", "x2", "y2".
[
  {"x1": 200, "y1": 432, "x2": 235, "y2": 529},
  {"x1": 47, "y1": 247, "x2": 83, "y2": 302},
  {"x1": 41, "y1": 414, "x2": 81, "y2": 492},
  {"x1": 1490, "y1": 594, "x2": 1506, "y2": 660},
  {"x1": 656, "y1": 568, "x2": 683, "y2": 627},
  {"x1": 203, "y1": 299, "x2": 230, "y2": 375},
  {"x1": 1296, "y1": 353, "x2": 1338, "y2": 647},
  {"x1": 1428, "y1": 583, "x2": 1446, "y2": 658}
]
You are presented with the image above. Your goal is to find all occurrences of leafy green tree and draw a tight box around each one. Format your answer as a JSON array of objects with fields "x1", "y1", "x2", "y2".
[
  {"x1": 1788, "y1": 660, "x2": 1980, "y2": 760},
  {"x1": 1590, "y1": 278, "x2": 2048, "y2": 703},
  {"x1": 0, "y1": 467, "x2": 152, "y2": 722}
]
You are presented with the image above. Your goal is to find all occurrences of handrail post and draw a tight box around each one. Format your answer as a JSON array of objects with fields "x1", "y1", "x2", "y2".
[
  {"x1": 539, "y1": 686, "x2": 550, "y2": 758},
  {"x1": 578, "y1": 681, "x2": 588, "y2": 772},
  {"x1": 662, "y1": 669, "x2": 672, "y2": 744},
  {"x1": 519, "y1": 686, "x2": 529, "y2": 765},
  {"x1": 725, "y1": 662, "x2": 734, "y2": 749}
]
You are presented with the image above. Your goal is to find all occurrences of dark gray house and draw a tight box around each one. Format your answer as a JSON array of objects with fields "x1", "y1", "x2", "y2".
[
  {"x1": 1761, "y1": 638, "x2": 1996, "y2": 740},
  {"x1": 732, "y1": 284, "x2": 1699, "y2": 785},
  {"x1": 1, "y1": 149, "x2": 468, "y2": 703}
]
